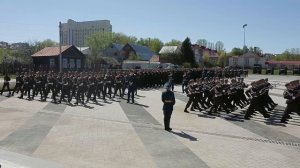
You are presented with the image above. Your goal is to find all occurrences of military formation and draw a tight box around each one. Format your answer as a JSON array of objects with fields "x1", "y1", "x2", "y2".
[
  {"x1": 0, "y1": 69, "x2": 180, "y2": 105},
  {"x1": 181, "y1": 70, "x2": 300, "y2": 122},
  {"x1": 182, "y1": 71, "x2": 251, "y2": 115},
  {"x1": 1, "y1": 67, "x2": 299, "y2": 123}
]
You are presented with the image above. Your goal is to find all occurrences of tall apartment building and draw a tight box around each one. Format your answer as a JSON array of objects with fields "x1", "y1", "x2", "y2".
[{"x1": 61, "y1": 19, "x2": 112, "y2": 47}]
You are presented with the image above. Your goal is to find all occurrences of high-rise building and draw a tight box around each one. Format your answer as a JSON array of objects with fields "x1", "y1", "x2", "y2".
[{"x1": 61, "y1": 19, "x2": 112, "y2": 47}]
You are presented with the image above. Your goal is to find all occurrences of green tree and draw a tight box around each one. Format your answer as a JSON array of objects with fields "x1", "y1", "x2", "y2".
[
  {"x1": 164, "y1": 39, "x2": 182, "y2": 46},
  {"x1": 112, "y1": 32, "x2": 137, "y2": 44},
  {"x1": 30, "y1": 39, "x2": 58, "y2": 53},
  {"x1": 86, "y1": 32, "x2": 113, "y2": 62},
  {"x1": 196, "y1": 39, "x2": 207, "y2": 47},
  {"x1": 217, "y1": 51, "x2": 226, "y2": 67},
  {"x1": 215, "y1": 41, "x2": 224, "y2": 52},
  {"x1": 243, "y1": 46, "x2": 249, "y2": 53},
  {"x1": 229, "y1": 47, "x2": 243, "y2": 56},
  {"x1": 181, "y1": 37, "x2": 196, "y2": 67},
  {"x1": 202, "y1": 52, "x2": 211, "y2": 67},
  {"x1": 137, "y1": 38, "x2": 163, "y2": 54}
]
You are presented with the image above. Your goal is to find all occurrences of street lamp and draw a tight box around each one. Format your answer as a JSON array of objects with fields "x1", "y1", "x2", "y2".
[
  {"x1": 242, "y1": 24, "x2": 247, "y2": 73},
  {"x1": 59, "y1": 22, "x2": 62, "y2": 73},
  {"x1": 243, "y1": 24, "x2": 247, "y2": 48}
]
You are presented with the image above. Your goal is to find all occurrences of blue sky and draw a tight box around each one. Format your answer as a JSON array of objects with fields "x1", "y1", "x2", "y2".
[{"x1": 0, "y1": 0, "x2": 299, "y2": 54}]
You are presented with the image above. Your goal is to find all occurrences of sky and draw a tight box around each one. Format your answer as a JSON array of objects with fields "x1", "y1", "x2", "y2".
[{"x1": 0, "y1": 0, "x2": 299, "y2": 54}]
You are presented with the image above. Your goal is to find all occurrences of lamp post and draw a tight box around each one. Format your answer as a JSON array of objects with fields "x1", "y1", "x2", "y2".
[
  {"x1": 59, "y1": 22, "x2": 62, "y2": 73},
  {"x1": 242, "y1": 24, "x2": 247, "y2": 72},
  {"x1": 243, "y1": 24, "x2": 247, "y2": 48}
]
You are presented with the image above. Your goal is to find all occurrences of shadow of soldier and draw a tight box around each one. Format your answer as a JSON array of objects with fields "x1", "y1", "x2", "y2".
[{"x1": 171, "y1": 131, "x2": 198, "y2": 141}]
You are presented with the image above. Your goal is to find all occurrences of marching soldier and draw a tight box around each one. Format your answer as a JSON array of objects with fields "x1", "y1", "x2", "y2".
[
  {"x1": 113, "y1": 73, "x2": 123, "y2": 98},
  {"x1": 86, "y1": 74, "x2": 97, "y2": 103},
  {"x1": 0, "y1": 72, "x2": 11, "y2": 96},
  {"x1": 12, "y1": 72, "x2": 23, "y2": 96},
  {"x1": 58, "y1": 75, "x2": 71, "y2": 104}
]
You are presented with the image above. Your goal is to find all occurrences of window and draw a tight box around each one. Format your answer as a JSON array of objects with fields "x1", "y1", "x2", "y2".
[
  {"x1": 233, "y1": 58, "x2": 238, "y2": 65},
  {"x1": 76, "y1": 59, "x2": 81, "y2": 69},
  {"x1": 245, "y1": 58, "x2": 249, "y2": 65},
  {"x1": 63, "y1": 58, "x2": 68, "y2": 68},
  {"x1": 49, "y1": 58, "x2": 55, "y2": 67}
]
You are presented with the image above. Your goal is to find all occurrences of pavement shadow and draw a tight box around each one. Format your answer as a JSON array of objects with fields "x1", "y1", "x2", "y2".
[
  {"x1": 223, "y1": 112, "x2": 245, "y2": 122},
  {"x1": 67, "y1": 103, "x2": 77, "y2": 107},
  {"x1": 136, "y1": 94, "x2": 146, "y2": 98},
  {"x1": 197, "y1": 113, "x2": 216, "y2": 119},
  {"x1": 82, "y1": 104, "x2": 94, "y2": 109},
  {"x1": 94, "y1": 102, "x2": 104, "y2": 106},
  {"x1": 133, "y1": 102, "x2": 149, "y2": 108},
  {"x1": 103, "y1": 100, "x2": 113, "y2": 104},
  {"x1": 171, "y1": 131, "x2": 198, "y2": 141}
]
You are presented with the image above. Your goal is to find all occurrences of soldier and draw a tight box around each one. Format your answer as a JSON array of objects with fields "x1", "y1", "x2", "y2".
[
  {"x1": 96, "y1": 73, "x2": 104, "y2": 100},
  {"x1": 168, "y1": 72, "x2": 174, "y2": 91},
  {"x1": 184, "y1": 79, "x2": 200, "y2": 112},
  {"x1": 281, "y1": 80, "x2": 300, "y2": 123},
  {"x1": 127, "y1": 72, "x2": 136, "y2": 103},
  {"x1": 58, "y1": 75, "x2": 71, "y2": 104},
  {"x1": 161, "y1": 82, "x2": 176, "y2": 131},
  {"x1": 244, "y1": 80, "x2": 270, "y2": 119},
  {"x1": 86, "y1": 74, "x2": 97, "y2": 103},
  {"x1": 75, "y1": 75, "x2": 85, "y2": 105},
  {"x1": 113, "y1": 73, "x2": 123, "y2": 98},
  {"x1": 69, "y1": 74, "x2": 78, "y2": 103},
  {"x1": 208, "y1": 81, "x2": 230, "y2": 114},
  {"x1": 12, "y1": 72, "x2": 23, "y2": 96},
  {"x1": 44, "y1": 73, "x2": 57, "y2": 103},
  {"x1": 19, "y1": 73, "x2": 32, "y2": 100},
  {"x1": 121, "y1": 72, "x2": 129, "y2": 98},
  {"x1": 33, "y1": 72, "x2": 45, "y2": 100},
  {"x1": 0, "y1": 72, "x2": 11, "y2": 96},
  {"x1": 103, "y1": 73, "x2": 112, "y2": 100}
]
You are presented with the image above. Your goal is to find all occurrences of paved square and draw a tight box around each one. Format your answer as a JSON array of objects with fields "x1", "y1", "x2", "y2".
[{"x1": 0, "y1": 74, "x2": 299, "y2": 168}]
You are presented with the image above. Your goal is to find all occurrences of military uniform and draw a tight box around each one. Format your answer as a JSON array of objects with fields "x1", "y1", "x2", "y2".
[
  {"x1": 162, "y1": 83, "x2": 175, "y2": 131},
  {"x1": 0, "y1": 74, "x2": 11, "y2": 96}
]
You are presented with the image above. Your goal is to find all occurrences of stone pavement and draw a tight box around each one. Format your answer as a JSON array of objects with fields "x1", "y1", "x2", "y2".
[{"x1": 0, "y1": 74, "x2": 299, "y2": 168}]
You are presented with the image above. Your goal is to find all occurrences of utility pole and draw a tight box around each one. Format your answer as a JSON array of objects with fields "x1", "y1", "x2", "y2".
[{"x1": 59, "y1": 22, "x2": 62, "y2": 73}]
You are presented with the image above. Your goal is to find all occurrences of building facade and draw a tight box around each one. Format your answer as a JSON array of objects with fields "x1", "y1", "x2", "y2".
[
  {"x1": 191, "y1": 44, "x2": 219, "y2": 64},
  {"x1": 61, "y1": 19, "x2": 112, "y2": 47},
  {"x1": 228, "y1": 52, "x2": 267, "y2": 68},
  {"x1": 31, "y1": 45, "x2": 85, "y2": 71}
]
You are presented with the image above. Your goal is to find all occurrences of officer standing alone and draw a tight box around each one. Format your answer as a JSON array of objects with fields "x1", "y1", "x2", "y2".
[{"x1": 161, "y1": 83, "x2": 176, "y2": 131}]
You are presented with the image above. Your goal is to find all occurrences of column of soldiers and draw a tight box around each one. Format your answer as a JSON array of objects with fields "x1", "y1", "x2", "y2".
[
  {"x1": 181, "y1": 70, "x2": 283, "y2": 120},
  {"x1": 3, "y1": 69, "x2": 179, "y2": 105},
  {"x1": 183, "y1": 77, "x2": 249, "y2": 114}
]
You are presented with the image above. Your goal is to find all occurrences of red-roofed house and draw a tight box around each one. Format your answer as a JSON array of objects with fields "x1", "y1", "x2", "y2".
[
  {"x1": 31, "y1": 45, "x2": 85, "y2": 71},
  {"x1": 192, "y1": 44, "x2": 219, "y2": 64}
]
